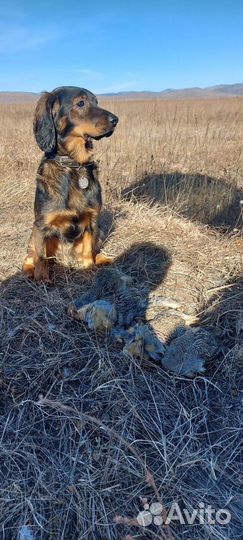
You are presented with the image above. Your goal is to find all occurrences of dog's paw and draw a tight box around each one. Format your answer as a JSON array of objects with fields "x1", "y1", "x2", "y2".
[
  {"x1": 33, "y1": 260, "x2": 51, "y2": 283},
  {"x1": 82, "y1": 258, "x2": 95, "y2": 271},
  {"x1": 95, "y1": 252, "x2": 113, "y2": 266},
  {"x1": 22, "y1": 257, "x2": 35, "y2": 279}
]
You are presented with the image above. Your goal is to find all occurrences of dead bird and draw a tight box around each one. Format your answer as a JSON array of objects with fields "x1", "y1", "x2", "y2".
[
  {"x1": 68, "y1": 267, "x2": 220, "y2": 377},
  {"x1": 68, "y1": 267, "x2": 148, "y2": 328},
  {"x1": 68, "y1": 288, "x2": 147, "y2": 330},
  {"x1": 68, "y1": 299, "x2": 117, "y2": 331},
  {"x1": 113, "y1": 324, "x2": 166, "y2": 360},
  {"x1": 161, "y1": 327, "x2": 220, "y2": 377}
]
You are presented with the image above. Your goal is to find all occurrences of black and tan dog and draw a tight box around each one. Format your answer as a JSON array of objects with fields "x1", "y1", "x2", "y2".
[{"x1": 23, "y1": 86, "x2": 118, "y2": 281}]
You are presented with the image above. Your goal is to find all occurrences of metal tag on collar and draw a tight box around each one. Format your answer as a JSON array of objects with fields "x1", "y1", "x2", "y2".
[{"x1": 78, "y1": 175, "x2": 89, "y2": 189}]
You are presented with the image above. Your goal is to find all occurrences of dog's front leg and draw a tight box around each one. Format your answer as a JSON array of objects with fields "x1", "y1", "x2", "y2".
[
  {"x1": 72, "y1": 211, "x2": 112, "y2": 270},
  {"x1": 22, "y1": 225, "x2": 50, "y2": 282},
  {"x1": 73, "y1": 229, "x2": 95, "y2": 270},
  {"x1": 72, "y1": 210, "x2": 99, "y2": 270}
]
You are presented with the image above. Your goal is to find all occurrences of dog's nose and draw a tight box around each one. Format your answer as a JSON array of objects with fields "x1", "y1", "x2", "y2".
[{"x1": 109, "y1": 115, "x2": 118, "y2": 127}]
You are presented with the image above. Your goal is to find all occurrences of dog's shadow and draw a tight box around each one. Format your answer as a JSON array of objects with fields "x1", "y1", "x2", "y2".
[
  {"x1": 1, "y1": 239, "x2": 241, "y2": 397},
  {"x1": 0, "y1": 241, "x2": 171, "y2": 402},
  {"x1": 121, "y1": 171, "x2": 242, "y2": 230}
]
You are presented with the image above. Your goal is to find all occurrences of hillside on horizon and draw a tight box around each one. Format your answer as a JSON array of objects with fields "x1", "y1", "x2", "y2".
[{"x1": 0, "y1": 83, "x2": 242, "y2": 103}]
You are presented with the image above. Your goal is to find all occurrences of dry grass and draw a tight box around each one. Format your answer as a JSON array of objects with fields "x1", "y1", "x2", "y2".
[{"x1": 0, "y1": 98, "x2": 242, "y2": 540}]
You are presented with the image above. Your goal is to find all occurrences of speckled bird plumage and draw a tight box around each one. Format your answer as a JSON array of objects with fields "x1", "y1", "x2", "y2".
[
  {"x1": 68, "y1": 267, "x2": 220, "y2": 377},
  {"x1": 162, "y1": 327, "x2": 220, "y2": 377}
]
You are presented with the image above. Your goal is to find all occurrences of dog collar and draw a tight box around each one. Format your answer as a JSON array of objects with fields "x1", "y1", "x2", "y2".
[
  {"x1": 51, "y1": 155, "x2": 95, "y2": 190},
  {"x1": 53, "y1": 155, "x2": 94, "y2": 170}
]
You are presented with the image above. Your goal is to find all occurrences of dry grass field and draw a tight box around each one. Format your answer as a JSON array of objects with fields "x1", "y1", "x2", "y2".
[{"x1": 0, "y1": 97, "x2": 242, "y2": 540}]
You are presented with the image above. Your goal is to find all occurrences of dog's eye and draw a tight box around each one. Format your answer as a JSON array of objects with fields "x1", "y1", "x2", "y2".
[{"x1": 77, "y1": 100, "x2": 85, "y2": 107}]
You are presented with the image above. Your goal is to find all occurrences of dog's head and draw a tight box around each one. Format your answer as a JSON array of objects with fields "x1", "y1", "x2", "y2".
[{"x1": 33, "y1": 86, "x2": 119, "y2": 159}]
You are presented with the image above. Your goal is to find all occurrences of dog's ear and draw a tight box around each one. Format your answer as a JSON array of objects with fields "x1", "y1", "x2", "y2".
[{"x1": 33, "y1": 92, "x2": 57, "y2": 153}]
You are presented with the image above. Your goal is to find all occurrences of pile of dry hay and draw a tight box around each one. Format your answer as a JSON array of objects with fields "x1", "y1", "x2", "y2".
[{"x1": 0, "y1": 203, "x2": 242, "y2": 540}]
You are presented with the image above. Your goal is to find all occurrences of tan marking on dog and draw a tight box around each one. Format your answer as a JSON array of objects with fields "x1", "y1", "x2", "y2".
[
  {"x1": 80, "y1": 230, "x2": 94, "y2": 269},
  {"x1": 73, "y1": 95, "x2": 88, "y2": 105},
  {"x1": 22, "y1": 257, "x2": 35, "y2": 278},
  {"x1": 34, "y1": 259, "x2": 50, "y2": 282},
  {"x1": 95, "y1": 253, "x2": 113, "y2": 266},
  {"x1": 57, "y1": 115, "x2": 68, "y2": 131},
  {"x1": 64, "y1": 136, "x2": 94, "y2": 164},
  {"x1": 44, "y1": 210, "x2": 79, "y2": 229},
  {"x1": 46, "y1": 237, "x2": 60, "y2": 259},
  {"x1": 70, "y1": 119, "x2": 108, "y2": 139},
  {"x1": 52, "y1": 97, "x2": 60, "y2": 114}
]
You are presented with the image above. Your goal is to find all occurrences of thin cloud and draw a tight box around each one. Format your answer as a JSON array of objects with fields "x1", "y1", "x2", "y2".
[
  {"x1": 0, "y1": 25, "x2": 61, "y2": 53},
  {"x1": 77, "y1": 69, "x2": 104, "y2": 79},
  {"x1": 95, "y1": 81, "x2": 142, "y2": 94}
]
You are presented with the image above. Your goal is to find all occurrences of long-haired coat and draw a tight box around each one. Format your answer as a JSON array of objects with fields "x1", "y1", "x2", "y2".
[{"x1": 22, "y1": 86, "x2": 118, "y2": 281}]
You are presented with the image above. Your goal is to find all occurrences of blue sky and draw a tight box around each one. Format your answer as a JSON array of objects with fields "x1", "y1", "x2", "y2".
[{"x1": 0, "y1": 0, "x2": 242, "y2": 93}]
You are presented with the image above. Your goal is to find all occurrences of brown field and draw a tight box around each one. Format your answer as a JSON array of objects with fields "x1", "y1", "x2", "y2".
[{"x1": 0, "y1": 98, "x2": 242, "y2": 540}]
